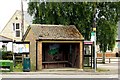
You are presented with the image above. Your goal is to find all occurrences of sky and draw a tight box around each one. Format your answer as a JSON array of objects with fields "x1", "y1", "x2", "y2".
[{"x1": 0, "y1": 0, "x2": 28, "y2": 32}]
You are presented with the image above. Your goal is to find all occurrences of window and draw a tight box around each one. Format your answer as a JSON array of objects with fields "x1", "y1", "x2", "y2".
[
  {"x1": 16, "y1": 31, "x2": 20, "y2": 37},
  {"x1": 16, "y1": 23, "x2": 20, "y2": 29},
  {"x1": 12, "y1": 23, "x2": 21, "y2": 37},
  {"x1": 13, "y1": 23, "x2": 15, "y2": 31},
  {"x1": 15, "y1": 17, "x2": 18, "y2": 20}
]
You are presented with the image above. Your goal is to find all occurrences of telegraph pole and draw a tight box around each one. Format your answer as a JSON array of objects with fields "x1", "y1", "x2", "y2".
[
  {"x1": 21, "y1": 0, "x2": 24, "y2": 41},
  {"x1": 21, "y1": 0, "x2": 24, "y2": 65}
]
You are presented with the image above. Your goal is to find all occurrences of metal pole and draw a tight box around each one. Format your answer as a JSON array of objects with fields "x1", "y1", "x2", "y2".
[
  {"x1": 12, "y1": 43, "x2": 15, "y2": 67},
  {"x1": 12, "y1": 29, "x2": 15, "y2": 67},
  {"x1": 94, "y1": 31, "x2": 96, "y2": 72},
  {"x1": 93, "y1": 2, "x2": 97, "y2": 72}
]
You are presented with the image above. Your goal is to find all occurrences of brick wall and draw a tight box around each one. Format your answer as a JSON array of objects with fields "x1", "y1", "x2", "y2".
[
  {"x1": 79, "y1": 41, "x2": 83, "y2": 69},
  {"x1": 37, "y1": 41, "x2": 42, "y2": 70},
  {"x1": 24, "y1": 29, "x2": 37, "y2": 71}
]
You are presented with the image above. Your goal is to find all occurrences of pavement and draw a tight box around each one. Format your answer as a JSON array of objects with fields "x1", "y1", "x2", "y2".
[
  {"x1": 1, "y1": 59, "x2": 120, "y2": 79},
  {"x1": 1, "y1": 62, "x2": 119, "y2": 75}
]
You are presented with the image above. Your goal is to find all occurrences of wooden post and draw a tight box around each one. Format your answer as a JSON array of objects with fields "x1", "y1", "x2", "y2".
[
  {"x1": 109, "y1": 58, "x2": 110, "y2": 63},
  {"x1": 79, "y1": 41, "x2": 83, "y2": 69},
  {"x1": 37, "y1": 41, "x2": 42, "y2": 70},
  {"x1": 21, "y1": 0, "x2": 24, "y2": 39}
]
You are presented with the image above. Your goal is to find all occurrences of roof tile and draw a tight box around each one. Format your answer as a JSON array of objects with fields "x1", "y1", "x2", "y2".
[{"x1": 30, "y1": 24, "x2": 83, "y2": 40}]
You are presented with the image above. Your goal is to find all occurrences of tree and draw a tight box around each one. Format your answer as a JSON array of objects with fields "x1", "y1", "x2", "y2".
[
  {"x1": 28, "y1": 2, "x2": 94, "y2": 40},
  {"x1": 96, "y1": 2, "x2": 120, "y2": 63},
  {"x1": 27, "y1": 2, "x2": 120, "y2": 63}
]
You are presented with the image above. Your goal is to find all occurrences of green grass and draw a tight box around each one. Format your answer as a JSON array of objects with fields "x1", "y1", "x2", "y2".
[
  {"x1": 30, "y1": 64, "x2": 36, "y2": 71},
  {"x1": 84, "y1": 67, "x2": 92, "y2": 69},
  {"x1": 97, "y1": 68, "x2": 110, "y2": 72},
  {"x1": 83, "y1": 67, "x2": 110, "y2": 72}
]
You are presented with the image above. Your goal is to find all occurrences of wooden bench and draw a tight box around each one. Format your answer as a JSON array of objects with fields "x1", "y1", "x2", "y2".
[{"x1": 42, "y1": 61, "x2": 69, "y2": 69}]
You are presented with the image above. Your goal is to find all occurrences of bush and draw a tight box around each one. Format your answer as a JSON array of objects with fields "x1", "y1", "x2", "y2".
[
  {"x1": 13, "y1": 63, "x2": 23, "y2": 72},
  {"x1": 0, "y1": 50, "x2": 13, "y2": 60}
]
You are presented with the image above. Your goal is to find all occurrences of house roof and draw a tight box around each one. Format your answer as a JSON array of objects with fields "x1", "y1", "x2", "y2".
[
  {"x1": 0, "y1": 35, "x2": 12, "y2": 42},
  {"x1": 24, "y1": 24, "x2": 84, "y2": 41},
  {"x1": 15, "y1": 10, "x2": 32, "y2": 25},
  {"x1": 0, "y1": 10, "x2": 32, "y2": 33}
]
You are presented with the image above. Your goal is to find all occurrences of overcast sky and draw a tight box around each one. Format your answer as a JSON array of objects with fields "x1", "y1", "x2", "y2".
[{"x1": 0, "y1": 0, "x2": 28, "y2": 32}]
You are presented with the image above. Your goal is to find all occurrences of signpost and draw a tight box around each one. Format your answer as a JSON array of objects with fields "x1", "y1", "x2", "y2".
[
  {"x1": 91, "y1": 31, "x2": 95, "y2": 42},
  {"x1": 91, "y1": 31, "x2": 96, "y2": 71}
]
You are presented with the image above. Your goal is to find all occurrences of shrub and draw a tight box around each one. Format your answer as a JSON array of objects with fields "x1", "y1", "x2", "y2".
[{"x1": 13, "y1": 63, "x2": 23, "y2": 72}]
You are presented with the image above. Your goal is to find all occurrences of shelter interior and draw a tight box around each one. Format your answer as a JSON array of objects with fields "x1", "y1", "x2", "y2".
[{"x1": 42, "y1": 43, "x2": 80, "y2": 69}]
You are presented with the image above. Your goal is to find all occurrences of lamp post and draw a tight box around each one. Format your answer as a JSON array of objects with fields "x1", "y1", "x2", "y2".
[
  {"x1": 93, "y1": 2, "x2": 97, "y2": 72},
  {"x1": 93, "y1": 23, "x2": 96, "y2": 72}
]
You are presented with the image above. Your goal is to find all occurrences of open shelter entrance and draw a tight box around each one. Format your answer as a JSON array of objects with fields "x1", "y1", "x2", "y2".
[{"x1": 42, "y1": 43, "x2": 80, "y2": 69}]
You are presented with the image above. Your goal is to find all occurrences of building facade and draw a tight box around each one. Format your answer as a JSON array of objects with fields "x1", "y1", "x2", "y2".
[
  {"x1": 0, "y1": 10, "x2": 32, "y2": 41},
  {"x1": 23, "y1": 24, "x2": 84, "y2": 71}
]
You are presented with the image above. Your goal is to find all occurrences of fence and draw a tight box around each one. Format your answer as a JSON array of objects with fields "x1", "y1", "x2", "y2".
[
  {"x1": 96, "y1": 57, "x2": 119, "y2": 63},
  {"x1": 3, "y1": 53, "x2": 22, "y2": 64}
]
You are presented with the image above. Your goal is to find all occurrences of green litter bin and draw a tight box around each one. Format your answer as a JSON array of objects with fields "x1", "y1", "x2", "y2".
[{"x1": 23, "y1": 57, "x2": 30, "y2": 72}]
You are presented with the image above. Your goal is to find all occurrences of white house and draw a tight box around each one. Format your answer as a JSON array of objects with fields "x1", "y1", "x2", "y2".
[{"x1": 0, "y1": 10, "x2": 32, "y2": 41}]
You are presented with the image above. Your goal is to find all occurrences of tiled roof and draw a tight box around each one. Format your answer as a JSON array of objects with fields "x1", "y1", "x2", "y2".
[
  {"x1": 0, "y1": 35, "x2": 12, "y2": 42},
  {"x1": 28, "y1": 24, "x2": 84, "y2": 40}
]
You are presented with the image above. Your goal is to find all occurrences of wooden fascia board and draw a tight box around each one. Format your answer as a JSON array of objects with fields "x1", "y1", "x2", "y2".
[{"x1": 39, "y1": 40, "x2": 83, "y2": 43}]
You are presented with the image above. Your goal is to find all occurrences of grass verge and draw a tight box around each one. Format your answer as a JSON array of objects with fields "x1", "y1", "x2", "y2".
[{"x1": 97, "y1": 68, "x2": 110, "y2": 72}]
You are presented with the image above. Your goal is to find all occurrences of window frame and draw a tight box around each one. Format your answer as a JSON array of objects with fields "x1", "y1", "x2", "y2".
[
  {"x1": 16, "y1": 23, "x2": 20, "y2": 30},
  {"x1": 16, "y1": 30, "x2": 20, "y2": 37},
  {"x1": 12, "y1": 23, "x2": 21, "y2": 37}
]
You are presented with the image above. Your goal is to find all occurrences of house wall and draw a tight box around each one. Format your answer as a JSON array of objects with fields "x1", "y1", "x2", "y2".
[
  {"x1": 0, "y1": 10, "x2": 29, "y2": 41},
  {"x1": 24, "y1": 29, "x2": 37, "y2": 71}
]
